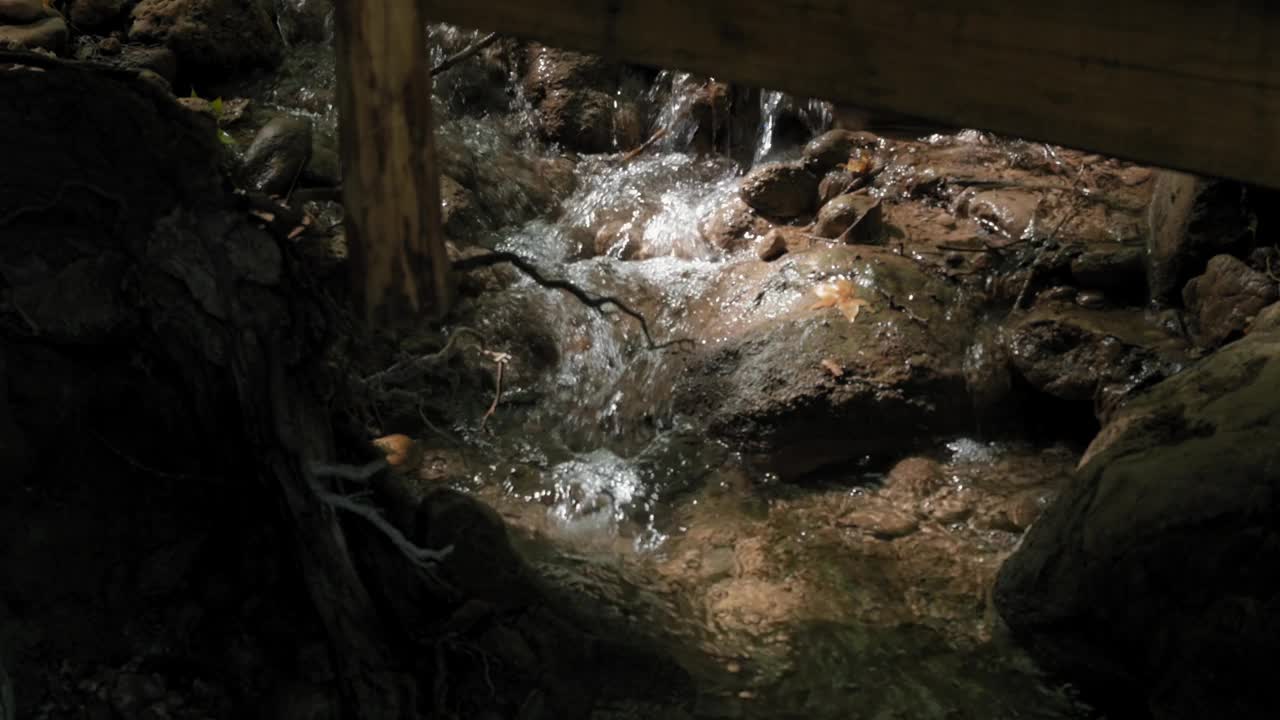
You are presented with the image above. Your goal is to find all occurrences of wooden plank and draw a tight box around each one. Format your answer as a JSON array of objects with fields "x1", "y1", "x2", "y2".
[
  {"x1": 335, "y1": 0, "x2": 451, "y2": 329},
  {"x1": 425, "y1": 0, "x2": 1280, "y2": 187}
]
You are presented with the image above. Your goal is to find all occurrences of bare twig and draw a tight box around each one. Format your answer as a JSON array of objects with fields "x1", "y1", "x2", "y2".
[
  {"x1": 313, "y1": 486, "x2": 455, "y2": 567},
  {"x1": 362, "y1": 327, "x2": 486, "y2": 387},
  {"x1": 430, "y1": 32, "x2": 500, "y2": 76},
  {"x1": 1013, "y1": 172, "x2": 1088, "y2": 310},
  {"x1": 478, "y1": 351, "x2": 510, "y2": 429},
  {"x1": 452, "y1": 252, "x2": 693, "y2": 350},
  {"x1": 622, "y1": 127, "x2": 670, "y2": 163}
]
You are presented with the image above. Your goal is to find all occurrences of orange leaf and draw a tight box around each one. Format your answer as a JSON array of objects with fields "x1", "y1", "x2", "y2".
[{"x1": 810, "y1": 279, "x2": 871, "y2": 323}]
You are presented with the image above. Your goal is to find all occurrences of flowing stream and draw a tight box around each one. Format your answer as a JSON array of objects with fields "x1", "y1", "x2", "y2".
[{"x1": 250, "y1": 23, "x2": 1103, "y2": 718}]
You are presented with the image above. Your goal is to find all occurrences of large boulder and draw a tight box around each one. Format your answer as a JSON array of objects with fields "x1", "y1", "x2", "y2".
[
  {"x1": 995, "y1": 329, "x2": 1280, "y2": 720},
  {"x1": 130, "y1": 0, "x2": 282, "y2": 80},
  {"x1": 521, "y1": 45, "x2": 642, "y2": 153},
  {"x1": 1182, "y1": 254, "x2": 1279, "y2": 349},
  {"x1": 672, "y1": 245, "x2": 976, "y2": 478},
  {"x1": 1005, "y1": 306, "x2": 1189, "y2": 422}
]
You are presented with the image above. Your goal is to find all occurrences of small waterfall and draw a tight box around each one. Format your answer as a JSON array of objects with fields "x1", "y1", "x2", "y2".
[{"x1": 753, "y1": 90, "x2": 835, "y2": 165}]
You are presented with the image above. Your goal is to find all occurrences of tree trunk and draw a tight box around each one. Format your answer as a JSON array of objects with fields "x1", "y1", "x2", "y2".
[{"x1": 334, "y1": 0, "x2": 452, "y2": 330}]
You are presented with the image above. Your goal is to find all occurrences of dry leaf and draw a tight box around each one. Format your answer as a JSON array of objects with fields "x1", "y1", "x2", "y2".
[
  {"x1": 250, "y1": 209, "x2": 276, "y2": 223},
  {"x1": 372, "y1": 434, "x2": 420, "y2": 471},
  {"x1": 845, "y1": 153, "x2": 873, "y2": 176},
  {"x1": 820, "y1": 359, "x2": 845, "y2": 377},
  {"x1": 810, "y1": 278, "x2": 871, "y2": 322},
  {"x1": 287, "y1": 225, "x2": 306, "y2": 239}
]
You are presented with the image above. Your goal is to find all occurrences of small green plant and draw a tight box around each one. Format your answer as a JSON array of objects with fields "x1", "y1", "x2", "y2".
[{"x1": 190, "y1": 88, "x2": 236, "y2": 147}]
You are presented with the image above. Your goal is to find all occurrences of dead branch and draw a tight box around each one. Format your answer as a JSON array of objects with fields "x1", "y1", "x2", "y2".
[
  {"x1": 1013, "y1": 171, "x2": 1088, "y2": 310},
  {"x1": 362, "y1": 326, "x2": 487, "y2": 388},
  {"x1": 622, "y1": 128, "x2": 670, "y2": 163},
  {"x1": 452, "y1": 252, "x2": 693, "y2": 350},
  {"x1": 430, "y1": 32, "x2": 500, "y2": 76},
  {"x1": 478, "y1": 351, "x2": 510, "y2": 429},
  {"x1": 307, "y1": 461, "x2": 457, "y2": 582}
]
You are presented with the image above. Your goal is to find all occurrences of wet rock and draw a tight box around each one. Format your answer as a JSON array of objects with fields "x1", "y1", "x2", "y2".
[
  {"x1": 738, "y1": 162, "x2": 819, "y2": 220},
  {"x1": 0, "y1": 0, "x2": 44, "y2": 23},
  {"x1": 701, "y1": 197, "x2": 773, "y2": 252},
  {"x1": 536, "y1": 156, "x2": 578, "y2": 199},
  {"x1": 673, "y1": 246, "x2": 976, "y2": 478},
  {"x1": 838, "y1": 507, "x2": 919, "y2": 539},
  {"x1": 1181, "y1": 254, "x2": 1278, "y2": 348},
  {"x1": 593, "y1": 220, "x2": 646, "y2": 260},
  {"x1": 817, "y1": 168, "x2": 865, "y2": 205},
  {"x1": 1146, "y1": 171, "x2": 1252, "y2": 304},
  {"x1": 923, "y1": 490, "x2": 973, "y2": 524},
  {"x1": 1249, "y1": 300, "x2": 1280, "y2": 334},
  {"x1": 275, "y1": 0, "x2": 333, "y2": 45},
  {"x1": 977, "y1": 490, "x2": 1050, "y2": 532},
  {"x1": 70, "y1": 0, "x2": 127, "y2": 27},
  {"x1": 536, "y1": 88, "x2": 617, "y2": 153},
  {"x1": 0, "y1": 5, "x2": 67, "y2": 53},
  {"x1": 996, "y1": 328, "x2": 1280, "y2": 720},
  {"x1": 240, "y1": 115, "x2": 312, "y2": 196},
  {"x1": 882, "y1": 457, "x2": 946, "y2": 501},
  {"x1": 802, "y1": 129, "x2": 880, "y2": 174},
  {"x1": 962, "y1": 189, "x2": 1039, "y2": 238},
  {"x1": 109, "y1": 45, "x2": 179, "y2": 83},
  {"x1": 522, "y1": 45, "x2": 639, "y2": 153},
  {"x1": 1069, "y1": 245, "x2": 1146, "y2": 295},
  {"x1": 813, "y1": 192, "x2": 883, "y2": 244},
  {"x1": 1006, "y1": 307, "x2": 1188, "y2": 421},
  {"x1": 300, "y1": 142, "x2": 340, "y2": 188},
  {"x1": 755, "y1": 229, "x2": 788, "y2": 262},
  {"x1": 130, "y1": 0, "x2": 282, "y2": 79},
  {"x1": 439, "y1": 174, "x2": 491, "y2": 242}
]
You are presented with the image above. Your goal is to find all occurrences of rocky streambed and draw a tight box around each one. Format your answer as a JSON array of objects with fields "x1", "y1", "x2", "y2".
[{"x1": 2, "y1": 2, "x2": 1279, "y2": 719}]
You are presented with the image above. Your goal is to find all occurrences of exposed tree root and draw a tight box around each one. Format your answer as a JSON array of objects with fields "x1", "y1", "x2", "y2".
[{"x1": 453, "y1": 251, "x2": 694, "y2": 350}]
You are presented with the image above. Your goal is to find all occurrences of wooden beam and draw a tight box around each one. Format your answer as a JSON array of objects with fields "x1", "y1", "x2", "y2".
[
  {"x1": 335, "y1": 0, "x2": 451, "y2": 329},
  {"x1": 426, "y1": 0, "x2": 1280, "y2": 188}
]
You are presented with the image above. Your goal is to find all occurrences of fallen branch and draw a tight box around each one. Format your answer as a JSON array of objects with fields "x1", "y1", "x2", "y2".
[
  {"x1": 452, "y1": 252, "x2": 693, "y2": 350},
  {"x1": 307, "y1": 461, "x2": 457, "y2": 580},
  {"x1": 478, "y1": 350, "x2": 511, "y2": 429},
  {"x1": 622, "y1": 127, "x2": 669, "y2": 163},
  {"x1": 362, "y1": 326, "x2": 487, "y2": 388},
  {"x1": 1014, "y1": 172, "x2": 1088, "y2": 310},
  {"x1": 430, "y1": 32, "x2": 500, "y2": 77}
]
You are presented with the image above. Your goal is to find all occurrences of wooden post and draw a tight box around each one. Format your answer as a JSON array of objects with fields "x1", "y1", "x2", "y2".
[{"x1": 335, "y1": 0, "x2": 451, "y2": 329}]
